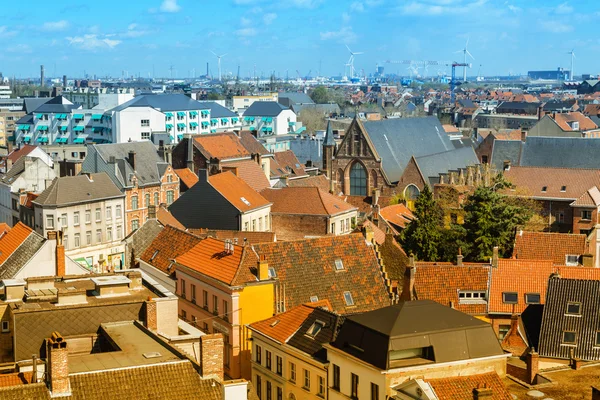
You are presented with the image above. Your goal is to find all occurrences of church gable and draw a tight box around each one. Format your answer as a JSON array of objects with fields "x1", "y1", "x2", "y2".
[{"x1": 335, "y1": 119, "x2": 378, "y2": 160}]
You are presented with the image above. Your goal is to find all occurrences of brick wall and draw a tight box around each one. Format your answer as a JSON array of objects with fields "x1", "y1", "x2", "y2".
[
  {"x1": 572, "y1": 207, "x2": 597, "y2": 234},
  {"x1": 506, "y1": 363, "x2": 528, "y2": 382},
  {"x1": 145, "y1": 300, "x2": 157, "y2": 331},
  {"x1": 540, "y1": 200, "x2": 573, "y2": 233},
  {"x1": 47, "y1": 335, "x2": 70, "y2": 395},
  {"x1": 270, "y1": 214, "x2": 327, "y2": 240},
  {"x1": 397, "y1": 158, "x2": 427, "y2": 194},
  {"x1": 475, "y1": 135, "x2": 494, "y2": 164},
  {"x1": 200, "y1": 333, "x2": 224, "y2": 381}
]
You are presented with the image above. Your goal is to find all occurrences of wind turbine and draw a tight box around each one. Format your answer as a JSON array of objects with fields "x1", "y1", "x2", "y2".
[
  {"x1": 211, "y1": 51, "x2": 227, "y2": 82},
  {"x1": 567, "y1": 49, "x2": 575, "y2": 81},
  {"x1": 455, "y1": 37, "x2": 475, "y2": 82},
  {"x1": 345, "y1": 45, "x2": 364, "y2": 79}
]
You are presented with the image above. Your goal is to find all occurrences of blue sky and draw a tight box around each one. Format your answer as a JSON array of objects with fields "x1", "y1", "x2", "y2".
[{"x1": 1, "y1": 0, "x2": 599, "y2": 79}]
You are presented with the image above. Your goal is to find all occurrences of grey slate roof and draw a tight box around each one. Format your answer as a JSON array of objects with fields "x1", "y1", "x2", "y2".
[
  {"x1": 278, "y1": 92, "x2": 314, "y2": 107},
  {"x1": 591, "y1": 116, "x2": 600, "y2": 126},
  {"x1": 0, "y1": 231, "x2": 45, "y2": 279},
  {"x1": 23, "y1": 97, "x2": 51, "y2": 114},
  {"x1": 489, "y1": 139, "x2": 523, "y2": 171},
  {"x1": 15, "y1": 114, "x2": 33, "y2": 125},
  {"x1": 34, "y1": 172, "x2": 124, "y2": 207},
  {"x1": 291, "y1": 103, "x2": 340, "y2": 115},
  {"x1": 1, "y1": 157, "x2": 28, "y2": 183},
  {"x1": 543, "y1": 100, "x2": 577, "y2": 112},
  {"x1": 324, "y1": 120, "x2": 335, "y2": 146},
  {"x1": 123, "y1": 219, "x2": 164, "y2": 268},
  {"x1": 202, "y1": 101, "x2": 237, "y2": 118},
  {"x1": 110, "y1": 94, "x2": 210, "y2": 112},
  {"x1": 363, "y1": 117, "x2": 468, "y2": 182},
  {"x1": 243, "y1": 101, "x2": 289, "y2": 117},
  {"x1": 520, "y1": 137, "x2": 600, "y2": 169},
  {"x1": 538, "y1": 277, "x2": 600, "y2": 361},
  {"x1": 496, "y1": 101, "x2": 541, "y2": 114},
  {"x1": 83, "y1": 141, "x2": 169, "y2": 190},
  {"x1": 34, "y1": 96, "x2": 78, "y2": 114},
  {"x1": 414, "y1": 146, "x2": 479, "y2": 185}
]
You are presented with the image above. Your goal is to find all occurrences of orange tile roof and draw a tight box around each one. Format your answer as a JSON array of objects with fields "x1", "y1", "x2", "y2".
[
  {"x1": 139, "y1": 225, "x2": 202, "y2": 274},
  {"x1": 426, "y1": 372, "x2": 512, "y2": 400},
  {"x1": 173, "y1": 168, "x2": 199, "y2": 190},
  {"x1": 552, "y1": 112, "x2": 598, "y2": 131},
  {"x1": 209, "y1": 171, "x2": 271, "y2": 212},
  {"x1": 442, "y1": 124, "x2": 460, "y2": 133},
  {"x1": 513, "y1": 231, "x2": 588, "y2": 265},
  {"x1": 379, "y1": 204, "x2": 415, "y2": 230},
  {"x1": 222, "y1": 159, "x2": 271, "y2": 192},
  {"x1": 156, "y1": 206, "x2": 186, "y2": 230},
  {"x1": 261, "y1": 187, "x2": 357, "y2": 216},
  {"x1": 0, "y1": 222, "x2": 33, "y2": 266},
  {"x1": 248, "y1": 303, "x2": 316, "y2": 343},
  {"x1": 287, "y1": 175, "x2": 331, "y2": 192},
  {"x1": 504, "y1": 166, "x2": 600, "y2": 200},
  {"x1": 188, "y1": 228, "x2": 276, "y2": 244},
  {"x1": 0, "y1": 372, "x2": 32, "y2": 388},
  {"x1": 583, "y1": 104, "x2": 600, "y2": 116},
  {"x1": 193, "y1": 132, "x2": 250, "y2": 160},
  {"x1": 0, "y1": 223, "x2": 10, "y2": 237},
  {"x1": 175, "y1": 237, "x2": 258, "y2": 285},
  {"x1": 272, "y1": 151, "x2": 308, "y2": 178},
  {"x1": 571, "y1": 187, "x2": 600, "y2": 207},
  {"x1": 415, "y1": 265, "x2": 491, "y2": 315},
  {"x1": 360, "y1": 220, "x2": 386, "y2": 245},
  {"x1": 493, "y1": 128, "x2": 522, "y2": 141}
]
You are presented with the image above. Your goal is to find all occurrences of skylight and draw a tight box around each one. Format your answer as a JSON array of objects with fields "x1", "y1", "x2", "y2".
[
  {"x1": 334, "y1": 259, "x2": 344, "y2": 271},
  {"x1": 150, "y1": 250, "x2": 159, "y2": 262},
  {"x1": 306, "y1": 321, "x2": 325, "y2": 338},
  {"x1": 270, "y1": 320, "x2": 280, "y2": 327},
  {"x1": 310, "y1": 296, "x2": 319, "y2": 302},
  {"x1": 343, "y1": 291, "x2": 354, "y2": 306},
  {"x1": 240, "y1": 197, "x2": 251, "y2": 206},
  {"x1": 541, "y1": 186, "x2": 547, "y2": 192},
  {"x1": 268, "y1": 267, "x2": 277, "y2": 278},
  {"x1": 561, "y1": 186, "x2": 567, "y2": 192}
]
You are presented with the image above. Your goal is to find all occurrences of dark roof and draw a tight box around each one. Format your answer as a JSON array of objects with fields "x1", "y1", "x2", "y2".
[
  {"x1": 110, "y1": 94, "x2": 210, "y2": 112},
  {"x1": 543, "y1": 100, "x2": 577, "y2": 111},
  {"x1": 591, "y1": 116, "x2": 600, "y2": 126},
  {"x1": 291, "y1": 103, "x2": 340, "y2": 115},
  {"x1": 458, "y1": 99, "x2": 476, "y2": 108},
  {"x1": 23, "y1": 97, "x2": 51, "y2": 114},
  {"x1": 243, "y1": 101, "x2": 289, "y2": 117},
  {"x1": 34, "y1": 96, "x2": 79, "y2": 114},
  {"x1": 521, "y1": 304, "x2": 544, "y2": 351},
  {"x1": 34, "y1": 173, "x2": 124, "y2": 206},
  {"x1": 538, "y1": 277, "x2": 600, "y2": 361},
  {"x1": 203, "y1": 101, "x2": 237, "y2": 118},
  {"x1": 287, "y1": 307, "x2": 343, "y2": 361},
  {"x1": 413, "y1": 146, "x2": 479, "y2": 185},
  {"x1": 496, "y1": 101, "x2": 541, "y2": 114},
  {"x1": 239, "y1": 131, "x2": 270, "y2": 156},
  {"x1": 278, "y1": 92, "x2": 314, "y2": 107},
  {"x1": 123, "y1": 219, "x2": 164, "y2": 267},
  {"x1": 324, "y1": 120, "x2": 335, "y2": 146},
  {"x1": 331, "y1": 300, "x2": 504, "y2": 370},
  {"x1": 489, "y1": 139, "x2": 523, "y2": 171},
  {"x1": 519, "y1": 137, "x2": 600, "y2": 169},
  {"x1": 15, "y1": 114, "x2": 33, "y2": 125},
  {"x1": 362, "y1": 117, "x2": 467, "y2": 182}
]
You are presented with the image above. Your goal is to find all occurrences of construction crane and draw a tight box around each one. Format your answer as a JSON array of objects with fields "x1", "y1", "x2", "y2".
[{"x1": 451, "y1": 62, "x2": 470, "y2": 104}]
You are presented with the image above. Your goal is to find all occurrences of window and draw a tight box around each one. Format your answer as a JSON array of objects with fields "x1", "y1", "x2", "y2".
[
  {"x1": 565, "y1": 254, "x2": 579, "y2": 266},
  {"x1": 85, "y1": 210, "x2": 91, "y2": 224},
  {"x1": 481, "y1": 155, "x2": 488, "y2": 164},
  {"x1": 191, "y1": 285, "x2": 196, "y2": 303},
  {"x1": 61, "y1": 213, "x2": 67, "y2": 226},
  {"x1": 255, "y1": 345, "x2": 262, "y2": 364},
  {"x1": 351, "y1": 373, "x2": 359, "y2": 399},
  {"x1": 117, "y1": 225, "x2": 122, "y2": 239},
  {"x1": 141, "y1": 132, "x2": 151, "y2": 140},
  {"x1": 334, "y1": 259, "x2": 344, "y2": 271},
  {"x1": 541, "y1": 186, "x2": 547, "y2": 192},
  {"x1": 167, "y1": 174, "x2": 173, "y2": 183},
  {"x1": 502, "y1": 292, "x2": 518, "y2": 304},
  {"x1": 256, "y1": 375, "x2": 262, "y2": 400},
  {"x1": 318, "y1": 376, "x2": 325, "y2": 398},
  {"x1": 46, "y1": 214, "x2": 54, "y2": 229},
  {"x1": 581, "y1": 210, "x2": 592, "y2": 220},
  {"x1": 306, "y1": 321, "x2": 325, "y2": 338},
  {"x1": 152, "y1": 192, "x2": 158, "y2": 205},
  {"x1": 141, "y1": 119, "x2": 150, "y2": 127},
  {"x1": 371, "y1": 382, "x2": 379, "y2": 400},
  {"x1": 331, "y1": 222, "x2": 335, "y2": 234},
  {"x1": 267, "y1": 267, "x2": 277, "y2": 278},
  {"x1": 180, "y1": 279, "x2": 186, "y2": 298},
  {"x1": 86, "y1": 231, "x2": 92, "y2": 245},
  {"x1": 1, "y1": 321, "x2": 8, "y2": 333},
  {"x1": 96, "y1": 229, "x2": 102, "y2": 243},
  {"x1": 252, "y1": 220, "x2": 256, "y2": 231},
  {"x1": 203, "y1": 290, "x2": 208, "y2": 307},
  {"x1": 525, "y1": 293, "x2": 541, "y2": 304},
  {"x1": 276, "y1": 355, "x2": 282, "y2": 375},
  {"x1": 145, "y1": 193, "x2": 150, "y2": 207},
  {"x1": 265, "y1": 215, "x2": 269, "y2": 230},
  {"x1": 458, "y1": 291, "x2": 487, "y2": 303},
  {"x1": 567, "y1": 302, "x2": 581, "y2": 315},
  {"x1": 350, "y1": 162, "x2": 367, "y2": 196},
  {"x1": 266, "y1": 350, "x2": 272, "y2": 370},
  {"x1": 310, "y1": 296, "x2": 319, "y2": 303},
  {"x1": 74, "y1": 234, "x2": 80, "y2": 248},
  {"x1": 562, "y1": 331, "x2": 576, "y2": 344},
  {"x1": 167, "y1": 190, "x2": 174, "y2": 205},
  {"x1": 223, "y1": 300, "x2": 228, "y2": 320},
  {"x1": 107, "y1": 227, "x2": 113, "y2": 241},
  {"x1": 289, "y1": 362, "x2": 296, "y2": 382},
  {"x1": 212, "y1": 295, "x2": 218, "y2": 313},
  {"x1": 498, "y1": 324, "x2": 511, "y2": 339},
  {"x1": 63, "y1": 235, "x2": 68, "y2": 250},
  {"x1": 303, "y1": 369, "x2": 310, "y2": 390},
  {"x1": 266, "y1": 381, "x2": 272, "y2": 400},
  {"x1": 181, "y1": 310, "x2": 187, "y2": 321},
  {"x1": 596, "y1": 332, "x2": 600, "y2": 347},
  {"x1": 244, "y1": 222, "x2": 249, "y2": 231},
  {"x1": 332, "y1": 364, "x2": 340, "y2": 390},
  {"x1": 343, "y1": 291, "x2": 355, "y2": 306},
  {"x1": 277, "y1": 387, "x2": 282, "y2": 400},
  {"x1": 132, "y1": 196, "x2": 138, "y2": 210},
  {"x1": 116, "y1": 205, "x2": 122, "y2": 218}
]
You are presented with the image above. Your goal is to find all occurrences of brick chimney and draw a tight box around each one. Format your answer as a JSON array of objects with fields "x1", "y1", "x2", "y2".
[
  {"x1": 401, "y1": 257, "x2": 416, "y2": 301},
  {"x1": 491, "y1": 246, "x2": 499, "y2": 268},
  {"x1": 257, "y1": 255, "x2": 269, "y2": 281},
  {"x1": 200, "y1": 333, "x2": 224, "y2": 381},
  {"x1": 145, "y1": 299, "x2": 157, "y2": 331},
  {"x1": 526, "y1": 348, "x2": 539, "y2": 384},
  {"x1": 55, "y1": 231, "x2": 65, "y2": 277},
  {"x1": 46, "y1": 332, "x2": 70, "y2": 396},
  {"x1": 473, "y1": 385, "x2": 493, "y2": 399}
]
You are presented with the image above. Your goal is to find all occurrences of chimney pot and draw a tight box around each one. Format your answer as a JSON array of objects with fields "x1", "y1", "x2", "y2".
[
  {"x1": 257, "y1": 255, "x2": 269, "y2": 281},
  {"x1": 46, "y1": 332, "x2": 71, "y2": 396}
]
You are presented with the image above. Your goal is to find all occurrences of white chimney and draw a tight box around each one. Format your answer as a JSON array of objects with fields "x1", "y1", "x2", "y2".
[{"x1": 223, "y1": 380, "x2": 248, "y2": 400}]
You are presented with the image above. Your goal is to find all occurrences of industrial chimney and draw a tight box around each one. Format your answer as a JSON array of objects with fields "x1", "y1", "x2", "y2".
[
  {"x1": 40, "y1": 65, "x2": 45, "y2": 87},
  {"x1": 62, "y1": 75, "x2": 67, "y2": 87}
]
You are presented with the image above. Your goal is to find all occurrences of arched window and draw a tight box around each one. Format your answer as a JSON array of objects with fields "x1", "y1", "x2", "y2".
[
  {"x1": 289, "y1": 394, "x2": 296, "y2": 400},
  {"x1": 350, "y1": 163, "x2": 367, "y2": 196},
  {"x1": 370, "y1": 170, "x2": 378, "y2": 190},
  {"x1": 404, "y1": 184, "x2": 421, "y2": 210}
]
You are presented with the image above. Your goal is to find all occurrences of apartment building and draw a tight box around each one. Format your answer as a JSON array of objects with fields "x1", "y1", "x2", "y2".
[
  {"x1": 242, "y1": 101, "x2": 297, "y2": 137},
  {"x1": 232, "y1": 92, "x2": 278, "y2": 113}
]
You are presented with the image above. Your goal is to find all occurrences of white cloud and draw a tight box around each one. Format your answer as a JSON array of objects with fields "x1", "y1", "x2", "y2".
[
  {"x1": 263, "y1": 13, "x2": 277, "y2": 25},
  {"x1": 66, "y1": 34, "x2": 122, "y2": 51},
  {"x1": 342, "y1": 12, "x2": 351, "y2": 22},
  {"x1": 6, "y1": 44, "x2": 31, "y2": 53},
  {"x1": 350, "y1": 2, "x2": 364, "y2": 12},
  {"x1": 555, "y1": 2, "x2": 573, "y2": 13},
  {"x1": 400, "y1": 0, "x2": 487, "y2": 15},
  {"x1": 123, "y1": 23, "x2": 150, "y2": 38},
  {"x1": 0, "y1": 26, "x2": 18, "y2": 38},
  {"x1": 539, "y1": 20, "x2": 573, "y2": 33},
  {"x1": 235, "y1": 27, "x2": 257, "y2": 37},
  {"x1": 240, "y1": 16, "x2": 252, "y2": 26},
  {"x1": 320, "y1": 26, "x2": 356, "y2": 43},
  {"x1": 290, "y1": 0, "x2": 320, "y2": 7},
  {"x1": 41, "y1": 20, "x2": 69, "y2": 31},
  {"x1": 160, "y1": 0, "x2": 180, "y2": 12}
]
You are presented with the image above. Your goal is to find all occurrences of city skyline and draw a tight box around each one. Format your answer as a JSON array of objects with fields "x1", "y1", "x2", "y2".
[{"x1": 0, "y1": 0, "x2": 598, "y2": 79}]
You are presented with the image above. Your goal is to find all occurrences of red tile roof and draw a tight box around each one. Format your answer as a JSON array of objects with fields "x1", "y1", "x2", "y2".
[
  {"x1": 238, "y1": 130, "x2": 269, "y2": 156},
  {"x1": 0, "y1": 372, "x2": 32, "y2": 388},
  {"x1": 504, "y1": 166, "x2": 600, "y2": 200},
  {"x1": 209, "y1": 171, "x2": 271, "y2": 212},
  {"x1": 552, "y1": 112, "x2": 597, "y2": 131},
  {"x1": 0, "y1": 222, "x2": 32, "y2": 265},
  {"x1": 139, "y1": 225, "x2": 202, "y2": 275},
  {"x1": 583, "y1": 104, "x2": 600, "y2": 116},
  {"x1": 286, "y1": 175, "x2": 331, "y2": 192},
  {"x1": 156, "y1": 205, "x2": 186, "y2": 230},
  {"x1": 513, "y1": 231, "x2": 588, "y2": 265},
  {"x1": 6, "y1": 145, "x2": 37, "y2": 164},
  {"x1": 248, "y1": 303, "x2": 318, "y2": 343},
  {"x1": 261, "y1": 187, "x2": 357, "y2": 216},
  {"x1": 173, "y1": 168, "x2": 199, "y2": 190},
  {"x1": 489, "y1": 259, "x2": 600, "y2": 314},
  {"x1": 222, "y1": 159, "x2": 271, "y2": 192},
  {"x1": 415, "y1": 265, "x2": 491, "y2": 315},
  {"x1": 271, "y1": 150, "x2": 308, "y2": 179},
  {"x1": 193, "y1": 132, "x2": 250, "y2": 160},
  {"x1": 0, "y1": 223, "x2": 10, "y2": 238},
  {"x1": 188, "y1": 228, "x2": 276, "y2": 244},
  {"x1": 426, "y1": 372, "x2": 512, "y2": 400},
  {"x1": 175, "y1": 237, "x2": 258, "y2": 285}
]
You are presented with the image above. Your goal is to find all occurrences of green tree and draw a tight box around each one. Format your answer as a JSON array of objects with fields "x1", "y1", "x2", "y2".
[
  {"x1": 462, "y1": 177, "x2": 534, "y2": 261},
  {"x1": 310, "y1": 86, "x2": 329, "y2": 104},
  {"x1": 400, "y1": 186, "x2": 444, "y2": 261}
]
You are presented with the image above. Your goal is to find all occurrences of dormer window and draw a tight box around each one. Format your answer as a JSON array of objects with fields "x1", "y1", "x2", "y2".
[
  {"x1": 334, "y1": 259, "x2": 344, "y2": 271},
  {"x1": 565, "y1": 255, "x2": 579, "y2": 266},
  {"x1": 240, "y1": 197, "x2": 251, "y2": 206},
  {"x1": 305, "y1": 321, "x2": 325, "y2": 338}
]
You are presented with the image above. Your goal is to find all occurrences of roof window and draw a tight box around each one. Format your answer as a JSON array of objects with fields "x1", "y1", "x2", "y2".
[
  {"x1": 525, "y1": 293, "x2": 541, "y2": 304},
  {"x1": 334, "y1": 259, "x2": 344, "y2": 271},
  {"x1": 240, "y1": 197, "x2": 251, "y2": 206},
  {"x1": 566, "y1": 302, "x2": 581, "y2": 315},
  {"x1": 561, "y1": 186, "x2": 567, "y2": 192},
  {"x1": 150, "y1": 250, "x2": 159, "y2": 262},
  {"x1": 310, "y1": 295, "x2": 319, "y2": 303},
  {"x1": 343, "y1": 291, "x2": 354, "y2": 306},
  {"x1": 267, "y1": 267, "x2": 277, "y2": 278},
  {"x1": 305, "y1": 321, "x2": 325, "y2": 338},
  {"x1": 502, "y1": 292, "x2": 518, "y2": 304},
  {"x1": 541, "y1": 186, "x2": 547, "y2": 192},
  {"x1": 270, "y1": 320, "x2": 280, "y2": 327}
]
